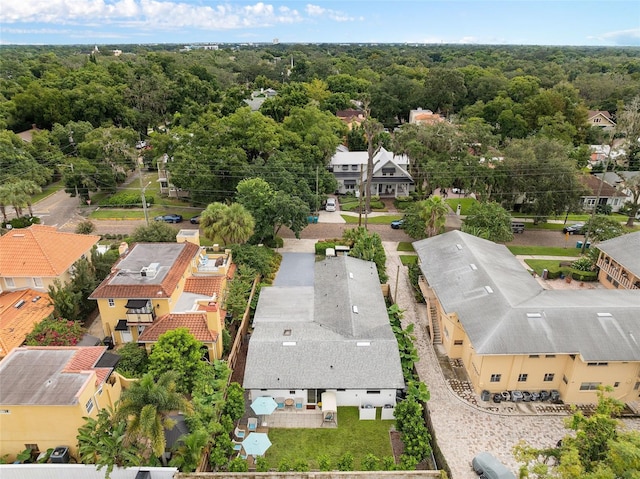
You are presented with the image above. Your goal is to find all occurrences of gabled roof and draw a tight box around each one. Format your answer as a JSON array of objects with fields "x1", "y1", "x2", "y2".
[
  {"x1": 414, "y1": 231, "x2": 640, "y2": 361},
  {"x1": 597, "y1": 232, "x2": 640, "y2": 279},
  {"x1": 137, "y1": 313, "x2": 217, "y2": 343},
  {"x1": 0, "y1": 225, "x2": 99, "y2": 278},
  {"x1": 587, "y1": 110, "x2": 616, "y2": 124},
  {"x1": 330, "y1": 146, "x2": 410, "y2": 168},
  {"x1": 579, "y1": 175, "x2": 624, "y2": 198},
  {"x1": 0, "y1": 289, "x2": 54, "y2": 358},
  {"x1": 244, "y1": 255, "x2": 404, "y2": 390},
  {"x1": 90, "y1": 242, "x2": 200, "y2": 299},
  {"x1": 0, "y1": 346, "x2": 113, "y2": 405}
]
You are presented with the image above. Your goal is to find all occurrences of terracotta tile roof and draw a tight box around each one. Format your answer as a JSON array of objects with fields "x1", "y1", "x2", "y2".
[
  {"x1": 64, "y1": 346, "x2": 106, "y2": 372},
  {"x1": 184, "y1": 276, "x2": 224, "y2": 297},
  {"x1": 138, "y1": 313, "x2": 217, "y2": 343},
  {"x1": 0, "y1": 290, "x2": 54, "y2": 358},
  {"x1": 227, "y1": 263, "x2": 237, "y2": 280},
  {"x1": 0, "y1": 225, "x2": 99, "y2": 278},
  {"x1": 90, "y1": 242, "x2": 200, "y2": 299}
]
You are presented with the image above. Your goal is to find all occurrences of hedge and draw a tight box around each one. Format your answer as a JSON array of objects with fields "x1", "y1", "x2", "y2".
[{"x1": 99, "y1": 192, "x2": 155, "y2": 208}]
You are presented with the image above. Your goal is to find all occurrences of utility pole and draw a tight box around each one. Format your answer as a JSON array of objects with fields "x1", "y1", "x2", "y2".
[
  {"x1": 141, "y1": 181, "x2": 152, "y2": 225},
  {"x1": 58, "y1": 163, "x2": 80, "y2": 204},
  {"x1": 358, "y1": 164, "x2": 364, "y2": 227}
]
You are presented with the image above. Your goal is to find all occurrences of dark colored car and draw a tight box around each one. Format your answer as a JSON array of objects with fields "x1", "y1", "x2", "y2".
[
  {"x1": 562, "y1": 223, "x2": 584, "y2": 234},
  {"x1": 190, "y1": 214, "x2": 201, "y2": 224},
  {"x1": 472, "y1": 452, "x2": 516, "y2": 479},
  {"x1": 154, "y1": 214, "x2": 183, "y2": 223},
  {"x1": 391, "y1": 219, "x2": 405, "y2": 229}
]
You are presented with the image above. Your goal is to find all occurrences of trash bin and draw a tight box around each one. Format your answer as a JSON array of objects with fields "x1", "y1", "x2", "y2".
[
  {"x1": 481, "y1": 390, "x2": 490, "y2": 401},
  {"x1": 542, "y1": 269, "x2": 549, "y2": 279},
  {"x1": 576, "y1": 241, "x2": 582, "y2": 248}
]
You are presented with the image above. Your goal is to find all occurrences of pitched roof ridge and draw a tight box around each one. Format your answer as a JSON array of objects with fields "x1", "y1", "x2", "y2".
[{"x1": 30, "y1": 226, "x2": 59, "y2": 274}]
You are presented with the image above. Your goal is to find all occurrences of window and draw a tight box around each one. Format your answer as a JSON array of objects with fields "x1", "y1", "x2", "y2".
[
  {"x1": 289, "y1": 390, "x2": 296, "y2": 395},
  {"x1": 366, "y1": 390, "x2": 381, "y2": 394},
  {"x1": 580, "y1": 382, "x2": 601, "y2": 391},
  {"x1": 108, "y1": 299, "x2": 115, "y2": 307},
  {"x1": 341, "y1": 165, "x2": 349, "y2": 171},
  {"x1": 614, "y1": 382, "x2": 620, "y2": 388},
  {"x1": 32, "y1": 277, "x2": 43, "y2": 288},
  {"x1": 518, "y1": 374, "x2": 528, "y2": 382},
  {"x1": 587, "y1": 362, "x2": 608, "y2": 366},
  {"x1": 86, "y1": 398, "x2": 94, "y2": 414},
  {"x1": 351, "y1": 165, "x2": 358, "y2": 171},
  {"x1": 562, "y1": 375, "x2": 568, "y2": 384},
  {"x1": 545, "y1": 354, "x2": 556, "y2": 358},
  {"x1": 453, "y1": 340, "x2": 463, "y2": 346},
  {"x1": 490, "y1": 374, "x2": 501, "y2": 382},
  {"x1": 97, "y1": 386, "x2": 103, "y2": 396},
  {"x1": 544, "y1": 373, "x2": 555, "y2": 382},
  {"x1": 6, "y1": 278, "x2": 15, "y2": 288},
  {"x1": 529, "y1": 355, "x2": 540, "y2": 358},
  {"x1": 634, "y1": 382, "x2": 640, "y2": 391}
]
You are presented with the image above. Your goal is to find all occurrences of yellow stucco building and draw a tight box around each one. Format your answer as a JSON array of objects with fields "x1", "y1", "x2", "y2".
[
  {"x1": 414, "y1": 230, "x2": 640, "y2": 406},
  {"x1": 0, "y1": 346, "x2": 123, "y2": 461},
  {"x1": 89, "y1": 232, "x2": 233, "y2": 360}
]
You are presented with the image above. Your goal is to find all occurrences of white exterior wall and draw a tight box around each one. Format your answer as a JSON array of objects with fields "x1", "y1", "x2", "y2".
[{"x1": 248, "y1": 389, "x2": 397, "y2": 408}]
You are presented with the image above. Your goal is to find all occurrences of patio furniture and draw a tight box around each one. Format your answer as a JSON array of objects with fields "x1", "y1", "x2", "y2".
[
  {"x1": 276, "y1": 397, "x2": 285, "y2": 410},
  {"x1": 295, "y1": 397, "x2": 304, "y2": 410},
  {"x1": 237, "y1": 448, "x2": 247, "y2": 460},
  {"x1": 285, "y1": 398, "x2": 294, "y2": 408},
  {"x1": 250, "y1": 396, "x2": 278, "y2": 425},
  {"x1": 234, "y1": 426, "x2": 246, "y2": 439},
  {"x1": 242, "y1": 432, "x2": 272, "y2": 456},
  {"x1": 232, "y1": 439, "x2": 243, "y2": 451},
  {"x1": 247, "y1": 417, "x2": 258, "y2": 431}
]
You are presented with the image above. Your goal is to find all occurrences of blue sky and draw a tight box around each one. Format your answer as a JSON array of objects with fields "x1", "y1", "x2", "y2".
[{"x1": 1, "y1": 1, "x2": 639, "y2": 46}]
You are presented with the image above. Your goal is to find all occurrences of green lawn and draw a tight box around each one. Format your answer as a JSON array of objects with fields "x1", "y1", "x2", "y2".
[
  {"x1": 341, "y1": 214, "x2": 403, "y2": 224},
  {"x1": 507, "y1": 246, "x2": 582, "y2": 256},
  {"x1": 33, "y1": 182, "x2": 64, "y2": 202},
  {"x1": 400, "y1": 255, "x2": 418, "y2": 266},
  {"x1": 397, "y1": 242, "x2": 414, "y2": 252},
  {"x1": 444, "y1": 198, "x2": 476, "y2": 215},
  {"x1": 265, "y1": 407, "x2": 394, "y2": 469},
  {"x1": 90, "y1": 207, "x2": 199, "y2": 220}
]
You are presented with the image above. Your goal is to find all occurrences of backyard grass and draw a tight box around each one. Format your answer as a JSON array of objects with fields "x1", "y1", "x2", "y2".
[
  {"x1": 265, "y1": 407, "x2": 394, "y2": 469},
  {"x1": 507, "y1": 245, "x2": 583, "y2": 256},
  {"x1": 400, "y1": 255, "x2": 418, "y2": 266},
  {"x1": 397, "y1": 242, "x2": 414, "y2": 252},
  {"x1": 444, "y1": 197, "x2": 476, "y2": 215},
  {"x1": 341, "y1": 214, "x2": 403, "y2": 224}
]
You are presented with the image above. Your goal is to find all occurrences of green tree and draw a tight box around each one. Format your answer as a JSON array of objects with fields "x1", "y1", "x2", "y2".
[
  {"x1": 583, "y1": 215, "x2": 626, "y2": 243},
  {"x1": 116, "y1": 371, "x2": 190, "y2": 460},
  {"x1": 168, "y1": 428, "x2": 209, "y2": 473},
  {"x1": 420, "y1": 196, "x2": 449, "y2": 238},
  {"x1": 77, "y1": 407, "x2": 144, "y2": 478},
  {"x1": 619, "y1": 173, "x2": 640, "y2": 227},
  {"x1": 344, "y1": 227, "x2": 387, "y2": 283},
  {"x1": 148, "y1": 328, "x2": 207, "y2": 394},
  {"x1": 221, "y1": 382, "x2": 245, "y2": 423},
  {"x1": 115, "y1": 343, "x2": 149, "y2": 378},
  {"x1": 129, "y1": 221, "x2": 177, "y2": 243},
  {"x1": 200, "y1": 202, "x2": 255, "y2": 246},
  {"x1": 462, "y1": 201, "x2": 514, "y2": 242},
  {"x1": 48, "y1": 278, "x2": 82, "y2": 322}
]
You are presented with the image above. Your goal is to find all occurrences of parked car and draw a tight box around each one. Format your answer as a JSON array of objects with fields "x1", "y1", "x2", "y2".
[
  {"x1": 510, "y1": 221, "x2": 525, "y2": 234},
  {"x1": 154, "y1": 214, "x2": 183, "y2": 223},
  {"x1": 562, "y1": 223, "x2": 584, "y2": 234},
  {"x1": 472, "y1": 452, "x2": 516, "y2": 479},
  {"x1": 390, "y1": 218, "x2": 405, "y2": 229},
  {"x1": 190, "y1": 214, "x2": 201, "y2": 224},
  {"x1": 325, "y1": 198, "x2": 337, "y2": 212}
]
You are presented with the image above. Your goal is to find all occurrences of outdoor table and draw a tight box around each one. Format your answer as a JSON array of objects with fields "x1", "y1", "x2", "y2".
[{"x1": 284, "y1": 398, "x2": 294, "y2": 408}]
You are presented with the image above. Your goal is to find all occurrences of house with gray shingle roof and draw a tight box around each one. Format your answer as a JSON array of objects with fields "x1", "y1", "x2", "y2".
[
  {"x1": 243, "y1": 256, "x2": 404, "y2": 411},
  {"x1": 596, "y1": 231, "x2": 640, "y2": 290},
  {"x1": 414, "y1": 230, "x2": 640, "y2": 405}
]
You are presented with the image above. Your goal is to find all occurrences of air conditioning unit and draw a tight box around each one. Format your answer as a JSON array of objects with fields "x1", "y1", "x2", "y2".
[
  {"x1": 140, "y1": 267, "x2": 149, "y2": 277},
  {"x1": 50, "y1": 446, "x2": 70, "y2": 464}
]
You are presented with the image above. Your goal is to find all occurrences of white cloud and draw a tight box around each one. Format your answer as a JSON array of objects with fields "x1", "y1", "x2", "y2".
[
  {"x1": 305, "y1": 3, "x2": 354, "y2": 22},
  {"x1": 2, "y1": 0, "x2": 303, "y2": 31},
  {"x1": 588, "y1": 28, "x2": 640, "y2": 46}
]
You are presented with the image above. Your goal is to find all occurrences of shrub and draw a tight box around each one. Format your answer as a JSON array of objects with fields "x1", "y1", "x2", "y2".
[
  {"x1": 572, "y1": 257, "x2": 594, "y2": 272},
  {"x1": 255, "y1": 456, "x2": 269, "y2": 472},
  {"x1": 75, "y1": 220, "x2": 96, "y2": 234},
  {"x1": 337, "y1": 452, "x2": 354, "y2": 471},
  {"x1": 317, "y1": 454, "x2": 332, "y2": 471},
  {"x1": 291, "y1": 459, "x2": 310, "y2": 472},
  {"x1": 99, "y1": 192, "x2": 155, "y2": 208},
  {"x1": 277, "y1": 459, "x2": 291, "y2": 472},
  {"x1": 381, "y1": 456, "x2": 397, "y2": 470},
  {"x1": 115, "y1": 342, "x2": 149, "y2": 378},
  {"x1": 3, "y1": 216, "x2": 40, "y2": 229},
  {"x1": 24, "y1": 317, "x2": 84, "y2": 346},
  {"x1": 228, "y1": 457, "x2": 248, "y2": 472},
  {"x1": 361, "y1": 453, "x2": 380, "y2": 471}
]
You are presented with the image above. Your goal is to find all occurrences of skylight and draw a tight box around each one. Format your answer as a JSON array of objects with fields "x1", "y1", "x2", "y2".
[
  {"x1": 470, "y1": 263, "x2": 477, "y2": 270},
  {"x1": 484, "y1": 286, "x2": 494, "y2": 294},
  {"x1": 526, "y1": 312, "x2": 542, "y2": 318},
  {"x1": 282, "y1": 341, "x2": 296, "y2": 346},
  {"x1": 352, "y1": 305, "x2": 359, "y2": 314},
  {"x1": 356, "y1": 341, "x2": 371, "y2": 347}
]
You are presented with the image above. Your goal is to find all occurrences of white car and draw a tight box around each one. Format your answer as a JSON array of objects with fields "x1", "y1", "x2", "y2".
[{"x1": 325, "y1": 198, "x2": 337, "y2": 212}]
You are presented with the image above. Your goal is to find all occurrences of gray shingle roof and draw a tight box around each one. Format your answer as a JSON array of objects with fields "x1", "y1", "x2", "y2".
[
  {"x1": 243, "y1": 256, "x2": 405, "y2": 390},
  {"x1": 414, "y1": 231, "x2": 640, "y2": 361},
  {"x1": 596, "y1": 231, "x2": 640, "y2": 279}
]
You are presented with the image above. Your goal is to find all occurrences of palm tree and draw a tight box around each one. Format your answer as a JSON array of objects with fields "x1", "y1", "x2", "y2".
[
  {"x1": 420, "y1": 196, "x2": 450, "y2": 237},
  {"x1": 0, "y1": 184, "x2": 11, "y2": 222},
  {"x1": 168, "y1": 428, "x2": 209, "y2": 472},
  {"x1": 200, "y1": 202, "x2": 227, "y2": 245},
  {"x1": 219, "y1": 203, "x2": 254, "y2": 245},
  {"x1": 14, "y1": 180, "x2": 42, "y2": 217},
  {"x1": 116, "y1": 372, "x2": 190, "y2": 459}
]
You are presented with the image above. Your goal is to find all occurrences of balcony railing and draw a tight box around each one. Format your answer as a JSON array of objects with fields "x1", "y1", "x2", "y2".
[{"x1": 596, "y1": 260, "x2": 638, "y2": 289}]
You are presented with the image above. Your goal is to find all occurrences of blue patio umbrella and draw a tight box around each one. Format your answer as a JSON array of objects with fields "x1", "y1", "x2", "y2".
[
  {"x1": 242, "y1": 432, "x2": 272, "y2": 456},
  {"x1": 250, "y1": 396, "x2": 278, "y2": 420}
]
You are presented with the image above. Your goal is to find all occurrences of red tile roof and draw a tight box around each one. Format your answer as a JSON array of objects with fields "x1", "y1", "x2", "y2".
[
  {"x1": 90, "y1": 242, "x2": 201, "y2": 299},
  {"x1": 137, "y1": 313, "x2": 217, "y2": 343},
  {"x1": 0, "y1": 225, "x2": 99, "y2": 277},
  {"x1": 227, "y1": 263, "x2": 237, "y2": 280},
  {"x1": 0, "y1": 290, "x2": 54, "y2": 358},
  {"x1": 184, "y1": 276, "x2": 224, "y2": 297},
  {"x1": 64, "y1": 346, "x2": 106, "y2": 372}
]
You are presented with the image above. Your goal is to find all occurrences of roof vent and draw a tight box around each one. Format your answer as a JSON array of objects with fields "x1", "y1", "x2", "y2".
[
  {"x1": 470, "y1": 263, "x2": 477, "y2": 270},
  {"x1": 32, "y1": 296, "x2": 41, "y2": 302},
  {"x1": 484, "y1": 286, "x2": 494, "y2": 294},
  {"x1": 352, "y1": 305, "x2": 359, "y2": 314},
  {"x1": 356, "y1": 341, "x2": 370, "y2": 347},
  {"x1": 456, "y1": 244, "x2": 463, "y2": 250},
  {"x1": 526, "y1": 312, "x2": 542, "y2": 318},
  {"x1": 14, "y1": 300, "x2": 25, "y2": 309},
  {"x1": 141, "y1": 262, "x2": 160, "y2": 277},
  {"x1": 282, "y1": 341, "x2": 296, "y2": 346},
  {"x1": 597, "y1": 313, "x2": 612, "y2": 318}
]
